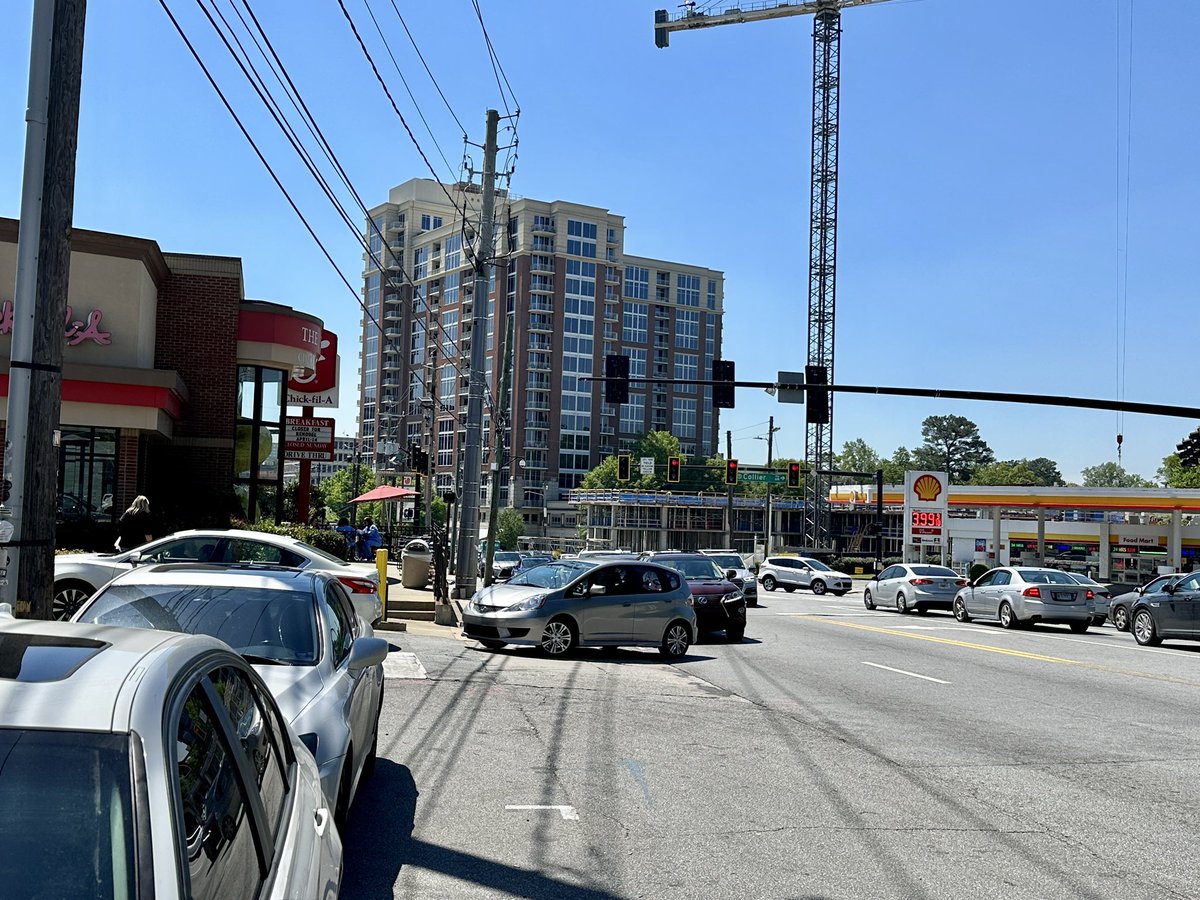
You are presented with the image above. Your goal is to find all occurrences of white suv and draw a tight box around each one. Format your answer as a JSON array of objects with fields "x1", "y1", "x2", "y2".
[
  {"x1": 758, "y1": 556, "x2": 852, "y2": 596},
  {"x1": 700, "y1": 549, "x2": 758, "y2": 606}
]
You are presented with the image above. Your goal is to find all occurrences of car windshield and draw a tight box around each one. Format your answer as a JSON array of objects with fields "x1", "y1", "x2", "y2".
[
  {"x1": 1019, "y1": 569, "x2": 1079, "y2": 585},
  {"x1": 911, "y1": 566, "x2": 957, "y2": 577},
  {"x1": 803, "y1": 559, "x2": 833, "y2": 572},
  {"x1": 77, "y1": 583, "x2": 320, "y2": 665},
  {"x1": 0, "y1": 729, "x2": 135, "y2": 898},
  {"x1": 656, "y1": 557, "x2": 724, "y2": 580},
  {"x1": 508, "y1": 560, "x2": 596, "y2": 589},
  {"x1": 707, "y1": 554, "x2": 744, "y2": 570},
  {"x1": 495, "y1": 552, "x2": 522, "y2": 563}
]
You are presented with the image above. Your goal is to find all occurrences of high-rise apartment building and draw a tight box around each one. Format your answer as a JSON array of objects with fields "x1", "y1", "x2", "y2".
[{"x1": 359, "y1": 178, "x2": 724, "y2": 530}]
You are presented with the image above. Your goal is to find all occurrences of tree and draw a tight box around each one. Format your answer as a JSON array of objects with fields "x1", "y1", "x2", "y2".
[
  {"x1": 581, "y1": 430, "x2": 725, "y2": 492},
  {"x1": 1080, "y1": 461, "x2": 1154, "y2": 488},
  {"x1": 323, "y1": 464, "x2": 377, "y2": 522},
  {"x1": 913, "y1": 415, "x2": 994, "y2": 482},
  {"x1": 881, "y1": 446, "x2": 914, "y2": 485},
  {"x1": 496, "y1": 507, "x2": 525, "y2": 549},
  {"x1": 1020, "y1": 456, "x2": 1066, "y2": 487},
  {"x1": 968, "y1": 461, "x2": 1040, "y2": 486},
  {"x1": 834, "y1": 438, "x2": 882, "y2": 482},
  {"x1": 1158, "y1": 454, "x2": 1200, "y2": 489}
]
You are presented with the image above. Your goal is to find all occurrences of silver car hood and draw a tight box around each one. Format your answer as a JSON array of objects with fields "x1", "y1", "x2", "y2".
[
  {"x1": 471, "y1": 583, "x2": 547, "y2": 612},
  {"x1": 255, "y1": 663, "x2": 325, "y2": 725}
]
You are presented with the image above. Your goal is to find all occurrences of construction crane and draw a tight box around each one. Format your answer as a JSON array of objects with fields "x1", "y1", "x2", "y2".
[{"x1": 655, "y1": 0, "x2": 893, "y2": 551}]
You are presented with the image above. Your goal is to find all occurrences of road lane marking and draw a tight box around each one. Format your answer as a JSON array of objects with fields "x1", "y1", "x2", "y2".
[
  {"x1": 862, "y1": 661, "x2": 950, "y2": 684},
  {"x1": 383, "y1": 651, "x2": 428, "y2": 680},
  {"x1": 505, "y1": 804, "x2": 579, "y2": 821},
  {"x1": 793, "y1": 616, "x2": 1200, "y2": 687}
]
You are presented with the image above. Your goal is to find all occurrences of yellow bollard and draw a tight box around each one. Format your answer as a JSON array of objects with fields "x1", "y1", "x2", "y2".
[{"x1": 374, "y1": 548, "x2": 389, "y2": 624}]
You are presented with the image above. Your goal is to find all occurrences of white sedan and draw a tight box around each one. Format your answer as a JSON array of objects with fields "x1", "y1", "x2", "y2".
[
  {"x1": 0, "y1": 613, "x2": 341, "y2": 898},
  {"x1": 53, "y1": 528, "x2": 381, "y2": 622}
]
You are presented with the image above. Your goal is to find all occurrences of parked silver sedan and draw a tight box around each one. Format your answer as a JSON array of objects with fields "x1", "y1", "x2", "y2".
[
  {"x1": 73, "y1": 563, "x2": 387, "y2": 823},
  {"x1": 952, "y1": 566, "x2": 1094, "y2": 631},
  {"x1": 863, "y1": 564, "x2": 967, "y2": 614},
  {"x1": 53, "y1": 528, "x2": 382, "y2": 623},
  {"x1": 462, "y1": 558, "x2": 697, "y2": 658},
  {"x1": 0, "y1": 614, "x2": 340, "y2": 898}
]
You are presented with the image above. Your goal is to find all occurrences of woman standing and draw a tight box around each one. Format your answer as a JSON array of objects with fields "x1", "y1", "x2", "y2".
[{"x1": 116, "y1": 495, "x2": 154, "y2": 552}]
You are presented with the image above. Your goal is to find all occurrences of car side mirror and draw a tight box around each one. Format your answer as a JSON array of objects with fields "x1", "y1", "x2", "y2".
[
  {"x1": 588, "y1": 584, "x2": 607, "y2": 596},
  {"x1": 348, "y1": 636, "x2": 389, "y2": 672}
]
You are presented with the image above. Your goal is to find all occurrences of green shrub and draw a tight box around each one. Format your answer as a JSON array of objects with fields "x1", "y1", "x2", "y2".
[
  {"x1": 969, "y1": 562, "x2": 990, "y2": 581},
  {"x1": 232, "y1": 519, "x2": 351, "y2": 560}
]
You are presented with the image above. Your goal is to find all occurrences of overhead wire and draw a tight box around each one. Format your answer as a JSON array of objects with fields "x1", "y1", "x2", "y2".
[
  {"x1": 385, "y1": 0, "x2": 468, "y2": 138},
  {"x1": 167, "y1": 0, "x2": 478, "y2": 430},
  {"x1": 470, "y1": 0, "x2": 519, "y2": 116}
]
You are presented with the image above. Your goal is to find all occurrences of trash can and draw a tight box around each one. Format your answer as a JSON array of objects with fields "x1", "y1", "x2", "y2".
[{"x1": 401, "y1": 538, "x2": 432, "y2": 589}]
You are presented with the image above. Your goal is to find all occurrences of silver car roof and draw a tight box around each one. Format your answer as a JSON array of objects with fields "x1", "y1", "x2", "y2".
[
  {"x1": 0, "y1": 617, "x2": 227, "y2": 733},
  {"x1": 95, "y1": 563, "x2": 326, "y2": 591}
]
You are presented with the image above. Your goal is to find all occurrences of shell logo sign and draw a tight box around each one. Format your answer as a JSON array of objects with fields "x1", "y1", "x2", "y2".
[{"x1": 912, "y1": 473, "x2": 943, "y2": 503}]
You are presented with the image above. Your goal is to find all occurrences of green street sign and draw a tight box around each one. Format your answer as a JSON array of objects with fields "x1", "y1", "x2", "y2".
[{"x1": 739, "y1": 471, "x2": 786, "y2": 485}]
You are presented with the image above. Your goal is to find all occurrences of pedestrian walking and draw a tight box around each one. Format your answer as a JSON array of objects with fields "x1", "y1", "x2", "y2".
[{"x1": 116, "y1": 495, "x2": 154, "y2": 552}]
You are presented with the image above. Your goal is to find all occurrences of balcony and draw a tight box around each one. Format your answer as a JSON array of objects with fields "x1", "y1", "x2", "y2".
[
  {"x1": 531, "y1": 261, "x2": 554, "y2": 274},
  {"x1": 383, "y1": 358, "x2": 401, "y2": 372},
  {"x1": 527, "y1": 336, "x2": 552, "y2": 352},
  {"x1": 383, "y1": 308, "x2": 401, "y2": 323},
  {"x1": 386, "y1": 219, "x2": 404, "y2": 233},
  {"x1": 527, "y1": 378, "x2": 551, "y2": 392},
  {"x1": 528, "y1": 298, "x2": 553, "y2": 313},
  {"x1": 525, "y1": 397, "x2": 550, "y2": 411},
  {"x1": 532, "y1": 218, "x2": 556, "y2": 234},
  {"x1": 529, "y1": 315, "x2": 553, "y2": 333}
]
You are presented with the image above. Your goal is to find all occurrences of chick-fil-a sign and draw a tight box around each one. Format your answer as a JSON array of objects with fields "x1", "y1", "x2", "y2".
[{"x1": 0, "y1": 299, "x2": 113, "y2": 346}]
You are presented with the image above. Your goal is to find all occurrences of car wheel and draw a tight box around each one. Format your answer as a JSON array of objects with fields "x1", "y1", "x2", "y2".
[
  {"x1": 953, "y1": 597, "x2": 970, "y2": 622},
  {"x1": 999, "y1": 601, "x2": 1019, "y2": 629},
  {"x1": 539, "y1": 619, "x2": 576, "y2": 657},
  {"x1": 761, "y1": 575, "x2": 777, "y2": 592},
  {"x1": 811, "y1": 579, "x2": 827, "y2": 596},
  {"x1": 479, "y1": 639, "x2": 507, "y2": 650},
  {"x1": 833, "y1": 590, "x2": 848, "y2": 597},
  {"x1": 783, "y1": 585, "x2": 796, "y2": 593},
  {"x1": 1092, "y1": 616, "x2": 1106, "y2": 627},
  {"x1": 896, "y1": 593, "x2": 909, "y2": 614},
  {"x1": 1069, "y1": 621, "x2": 1089, "y2": 634},
  {"x1": 1132, "y1": 610, "x2": 1161, "y2": 646},
  {"x1": 1112, "y1": 606, "x2": 1129, "y2": 632},
  {"x1": 659, "y1": 621, "x2": 692, "y2": 658},
  {"x1": 863, "y1": 589, "x2": 876, "y2": 610},
  {"x1": 52, "y1": 580, "x2": 94, "y2": 621},
  {"x1": 726, "y1": 624, "x2": 745, "y2": 642},
  {"x1": 362, "y1": 685, "x2": 383, "y2": 782}
]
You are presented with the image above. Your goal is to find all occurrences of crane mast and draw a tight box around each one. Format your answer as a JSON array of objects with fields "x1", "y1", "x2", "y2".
[{"x1": 654, "y1": 0, "x2": 892, "y2": 551}]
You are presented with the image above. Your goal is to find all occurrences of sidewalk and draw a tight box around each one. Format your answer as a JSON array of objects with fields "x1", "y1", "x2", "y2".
[{"x1": 374, "y1": 559, "x2": 466, "y2": 636}]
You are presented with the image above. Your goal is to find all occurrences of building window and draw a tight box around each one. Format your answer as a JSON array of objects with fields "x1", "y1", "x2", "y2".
[
  {"x1": 421, "y1": 214, "x2": 443, "y2": 231},
  {"x1": 674, "y1": 353, "x2": 698, "y2": 394},
  {"x1": 234, "y1": 366, "x2": 286, "y2": 523},
  {"x1": 437, "y1": 419, "x2": 454, "y2": 467},
  {"x1": 672, "y1": 398, "x2": 697, "y2": 440},
  {"x1": 623, "y1": 302, "x2": 648, "y2": 344},
  {"x1": 677, "y1": 273, "x2": 700, "y2": 307},
  {"x1": 624, "y1": 266, "x2": 649, "y2": 300},
  {"x1": 707, "y1": 278, "x2": 718, "y2": 310},
  {"x1": 620, "y1": 393, "x2": 645, "y2": 434},
  {"x1": 56, "y1": 426, "x2": 118, "y2": 525},
  {"x1": 676, "y1": 310, "x2": 700, "y2": 350}
]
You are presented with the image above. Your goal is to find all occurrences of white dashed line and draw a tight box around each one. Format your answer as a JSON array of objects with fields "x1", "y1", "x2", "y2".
[{"x1": 862, "y1": 661, "x2": 951, "y2": 684}]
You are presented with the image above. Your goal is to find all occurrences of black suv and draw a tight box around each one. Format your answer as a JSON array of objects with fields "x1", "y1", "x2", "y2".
[{"x1": 642, "y1": 551, "x2": 747, "y2": 642}]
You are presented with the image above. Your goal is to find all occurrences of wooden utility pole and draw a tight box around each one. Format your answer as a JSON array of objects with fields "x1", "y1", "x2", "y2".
[{"x1": 2, "y1": 0, "x2": 87, "y2": 618}]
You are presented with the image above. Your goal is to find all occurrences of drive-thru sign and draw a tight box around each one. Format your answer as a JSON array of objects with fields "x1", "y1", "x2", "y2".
[{"x1": 284, "y1": 416, "x2": 335, "y2": 461}]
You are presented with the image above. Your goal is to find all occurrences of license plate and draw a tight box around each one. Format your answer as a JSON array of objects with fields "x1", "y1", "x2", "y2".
[{"x1": 1051, "y1": 591, "x2": 1074, "y2": 601}]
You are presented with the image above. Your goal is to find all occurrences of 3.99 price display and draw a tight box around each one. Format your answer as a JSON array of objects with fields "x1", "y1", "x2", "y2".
[{"x1": 910, "y1": 510, "x2": 943, "y2": 534}]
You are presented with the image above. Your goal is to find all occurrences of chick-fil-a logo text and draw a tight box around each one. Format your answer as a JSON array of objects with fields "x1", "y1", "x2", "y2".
[{"x1": 0, "y1": 299, "x2": 113, "y2": 346}]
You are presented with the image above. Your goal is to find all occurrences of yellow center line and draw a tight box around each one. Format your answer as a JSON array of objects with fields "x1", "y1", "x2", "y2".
[{"x1": 789, "y1": 615, "x2": 1200, "y2": 687}]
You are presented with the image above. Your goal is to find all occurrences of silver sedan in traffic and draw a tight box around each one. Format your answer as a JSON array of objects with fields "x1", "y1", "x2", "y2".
[
  {"x1": 863, "y1": 564, "x2": 967, "y2": 614},
  {"x1": 462, "y1": 558, "x2": 697, "y2": 658}
]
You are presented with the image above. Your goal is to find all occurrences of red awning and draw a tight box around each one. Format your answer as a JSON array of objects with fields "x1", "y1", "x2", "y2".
[{"x1": 350, "y1": 485, "x2": 418, "y2": 504}]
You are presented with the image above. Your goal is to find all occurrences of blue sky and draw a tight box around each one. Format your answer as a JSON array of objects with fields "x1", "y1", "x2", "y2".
[{"x1": 3, "y1": 1, "x2": 1197, "y2": 484}]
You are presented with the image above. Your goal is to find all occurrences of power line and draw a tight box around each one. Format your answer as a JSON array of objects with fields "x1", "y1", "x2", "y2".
[
  {"x1": 384, "y1": 0, "x2": 468, "y2": 138},
  {"x1": 470, "y1": 0, "x2": 519, "y2": 115}
]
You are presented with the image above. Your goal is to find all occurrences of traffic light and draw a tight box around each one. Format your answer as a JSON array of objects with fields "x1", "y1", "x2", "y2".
[
  {"x1": 712, "y1": 359, "x2": 735, "y2": 409},
  {"x1": 408, "y1": 443, "x2": 428, "y2": 472},
  {"x1": 724, "y1": 459, "x2": 739, "y2": 486},
  {"x1": 667, "y1": 456, "x2": 681, "y2": 483},
  {"x1": 805, "y1": 364, "x2": 829, "y2": 425},
  {"x1": 787, "y1": 461, "x2": 801, "y2": 488},
  {"x1": 605, "y1": 354, "x2": 630, "y2": 405},
  {"x1": 617, "y1": 453, "x2": 632, "y2": 483}
]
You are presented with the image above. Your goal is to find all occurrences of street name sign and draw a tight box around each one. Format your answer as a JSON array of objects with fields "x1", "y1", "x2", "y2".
[{"x1": 740, "y1": 471, "x2": 786, "y2": 485}]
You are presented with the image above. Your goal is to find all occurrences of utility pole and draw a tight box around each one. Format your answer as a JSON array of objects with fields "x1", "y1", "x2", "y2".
[
  {"x1": 2, "y1": 0, "x2": 87, "y2": 619},
  {"x1": 763, "y1": 416, "x2": 779, "y2": 553},
  {"x1": 482, "y1": 310, "x2": 514, "y2": 586},
  {"x1": 453, "y1": 108, "x2": 499, "y2": 600},
  {"x1": 725, "y1": 429, "x2": 734, "y2": 548}
]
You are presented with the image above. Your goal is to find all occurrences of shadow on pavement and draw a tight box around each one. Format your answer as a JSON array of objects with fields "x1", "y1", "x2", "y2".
[
  {"x1": 339, "y1": 759, "x2": 623, "y2": 900},
  {"x1": 466, "y1": 645, "x2": 717, "y2": 664}
]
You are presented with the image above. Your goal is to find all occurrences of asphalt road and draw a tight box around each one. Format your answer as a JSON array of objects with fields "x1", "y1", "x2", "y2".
[{"x1": 340, "y1": 585, "x2": 1200, "y2": 899}]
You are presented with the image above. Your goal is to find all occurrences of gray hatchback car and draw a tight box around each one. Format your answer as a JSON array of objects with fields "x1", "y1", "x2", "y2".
[{"x1": 462, "y1": 558, "x2": 697, "y2": 658}]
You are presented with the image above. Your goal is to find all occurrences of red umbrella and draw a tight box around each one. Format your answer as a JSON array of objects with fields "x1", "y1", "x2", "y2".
[{"x1": 350, "y1": 485, "x2": 418, "y2": 503}]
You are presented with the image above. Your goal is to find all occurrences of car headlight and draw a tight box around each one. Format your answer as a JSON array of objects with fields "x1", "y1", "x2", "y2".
[
  {"x1": 723, "y1": 591, "x2": 744, "y2": 603},
  {"x1": 505, "y1": 593, "x2": 548, "y2": 612}
]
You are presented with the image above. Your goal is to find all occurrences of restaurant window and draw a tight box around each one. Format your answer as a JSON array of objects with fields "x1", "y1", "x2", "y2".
[
  {"x1": 56, "y1": 426, "x2": 118, "y2": 524},
  {"x1": 234, "y1": 366, "x2": 285, "y2": 523}
]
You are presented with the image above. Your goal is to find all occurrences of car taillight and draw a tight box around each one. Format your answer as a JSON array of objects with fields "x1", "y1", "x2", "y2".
[
  {"x1": 956, "y1": 579, "x2": 968, "y2": 586},
  {"x1": 338, "y1": 576, "x2": 378, "y2": 594},
  {"x1": 1023, "y1": 586, "x2": 1041, "y2": 598},
  {"x1": 909, "y1": 578, "x2": 933, "y2": 585},
  {"x1": 1086, "y1": 589, "x2": 1095, "y2": 600}
]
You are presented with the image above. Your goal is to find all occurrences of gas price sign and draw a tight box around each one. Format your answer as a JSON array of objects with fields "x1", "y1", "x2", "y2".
[
  {"x1": 910, "y1": 510, "x2": 943, "y2": 535},
  {"x1": 903, "y1": 470, "x2": 949, "y2": 549}
]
